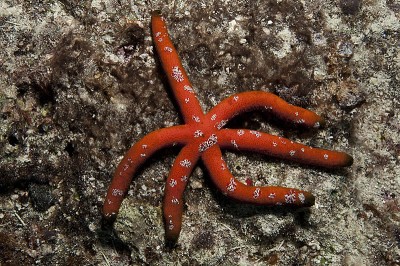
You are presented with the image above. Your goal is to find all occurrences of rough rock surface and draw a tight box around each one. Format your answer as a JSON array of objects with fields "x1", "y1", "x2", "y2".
[{"x1": 0, "y1": 0, "x2": 399, "y2": 265}]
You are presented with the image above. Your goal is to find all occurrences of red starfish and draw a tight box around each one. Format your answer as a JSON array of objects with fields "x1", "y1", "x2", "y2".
[{"x1": 103, "y1": 11, "x2": 353, "y2": 243}]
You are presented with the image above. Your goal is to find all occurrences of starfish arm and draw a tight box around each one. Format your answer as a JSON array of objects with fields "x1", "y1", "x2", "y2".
[
  {"x1": 163, "y1": 144, "x2": 200, "y2": 243},
  {"x1": 103, "y1": 125, "x2": 192, "y2": 218},
  {"x1": 205, "y1": 91, "x2": 325, "y2": 129},
  {"x1": 151, "y1": 11, "x2": 204, "y2": 124},
  {"x1": 218, "y1": 129, "x2": 353, "y2": 168},
  {"x1": 202, "y1": 146, "x2": 315, "y2": 206}
]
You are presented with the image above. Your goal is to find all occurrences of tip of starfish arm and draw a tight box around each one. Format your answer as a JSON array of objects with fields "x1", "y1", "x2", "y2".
[
  {"x1": 304, "y1": 193, "x2": 315, "y2": 207},
  {"x1": 101, "y1": 212, "x2": 117, "y2": 231},
  {"x1": 330, "y1": 152, "x2": 353, "y2": 168},
  {"x1": 151, "y1": 10, "x2": 162, "y2": 17},
  {"x1": 102, "y1": 207, "x2": 118, "y2": 221},
  {"x1": 344, "y1": 154, "x2": 354, "y2": 166},
  {"x1": 165, "y1": 231, "x2": 180, "y2": 246},
  {"x1": 317, "y1": 117, "x2": 326, "y2": 128},
  {"x1": 104, "y1": 214, "x2": 117, "y2": 221}
]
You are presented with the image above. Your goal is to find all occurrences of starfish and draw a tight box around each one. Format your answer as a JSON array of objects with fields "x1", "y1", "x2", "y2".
[{"x1": 103, "y1": 11, "x2": 353, "y2": 244}]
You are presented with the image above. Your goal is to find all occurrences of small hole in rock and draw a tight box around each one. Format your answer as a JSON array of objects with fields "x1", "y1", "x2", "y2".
[
  {"x1": 8, "y1": 134, "x2": 19, "y2": 146},
  {"x1": 65, "y1": 142, "x2": 75, "y2": 157}
]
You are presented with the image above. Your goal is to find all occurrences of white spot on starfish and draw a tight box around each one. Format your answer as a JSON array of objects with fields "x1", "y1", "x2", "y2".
[
  {"x1": 216, "y1": 119, "x2": 228, "y2": 129},
  {"x1": 184, "y1": 85, "x2": 194, "y2": 93},
  {"x1": 171, "y1": 197, "x2": 179, "y2": 205},
  {"x1": 180, "y1": 159, "x2": 192, "y2": 168},
  {"x1": 250, "y1": 131, "x2": 261, "y2": 138},
  {"x1": 227, "y1": 178, "x2": 237, "y2": 192},
  {"x1": 231, "y1": 140, "x2": 238, "y2": 149},
  {"x1": 199, "y1": 134, "x2": 218, "y2": 152},
  {"x1": 164, "y1": 46, "x2": 173, "y2": 52},
  {"x1": 169, "y1": 179, "x2": 177, "y2": 187},
  {"x1": 221, "y1": 162, "x2": 226, "y2": 171},
  {"x1": 284, "y1": 190, "x2": 296, "y2": 203},
  {"x1": 253, "y1": 188, "x2": 261, "y2": 199},
  {"x1": 237, "y1": 129, "x2": 245, "y2": 136},
  {"x1": 192, "y1": 115, "x2": 201, "y2": 123},
  {"x1": 171, "y1": 66, "x2": 184, "y2": 82},
  {"x1": 167, "y1": 215, "x2": 174, "y2": 230},
  {"x1": 194, "y1": 130, "x2": 204, "y2": 138},
  {"x1": 298, "y1": 193, "x2": 305, "y2": 203},
  {"x1": 112, "y1": 189, "x2": 124, "y2": 196}
]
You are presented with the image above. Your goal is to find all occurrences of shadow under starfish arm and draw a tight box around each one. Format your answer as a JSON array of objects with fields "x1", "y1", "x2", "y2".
[
  {"x1": 202, "y1": 146, "x2": 315, "y2": 206},
  {"x1": 103, "y1": 125, "x2": 192, "y2": 218},
  {"x1": 218, "y1": 129, "x2": 354, "y2": 168}
]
